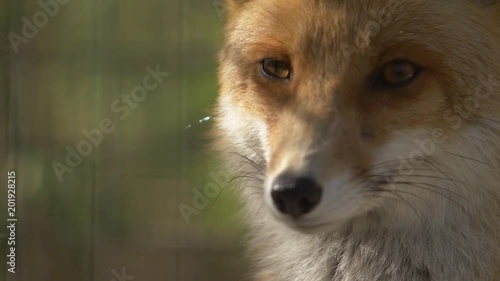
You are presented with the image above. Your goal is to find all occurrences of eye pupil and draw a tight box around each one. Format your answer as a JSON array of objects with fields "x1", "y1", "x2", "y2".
[
  {"x1": 377, "y1": 60, "x2": 419, "y2": 88},
  {"x1": 261, "y1": 59, "x2": 291, "y2": 80}
]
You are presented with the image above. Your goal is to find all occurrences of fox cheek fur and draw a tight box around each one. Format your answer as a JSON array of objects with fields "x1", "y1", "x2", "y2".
[{"x1": 215, "y1": 0, "x2": 500, "y2": 280}]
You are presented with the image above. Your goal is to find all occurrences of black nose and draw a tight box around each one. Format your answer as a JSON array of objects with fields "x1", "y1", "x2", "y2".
[{"x1": 271, "y1": 175, "x2": 322, "y2": 218}]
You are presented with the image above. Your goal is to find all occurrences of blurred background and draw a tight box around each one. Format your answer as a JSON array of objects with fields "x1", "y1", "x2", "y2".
[{"x1": 0, "y1": 0, "x2": 246, "y2": 280}]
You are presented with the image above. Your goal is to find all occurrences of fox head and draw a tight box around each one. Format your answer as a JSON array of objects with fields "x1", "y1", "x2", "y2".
[{"x1": 215, "y1": 0, "x2": 500, "y2": 233}]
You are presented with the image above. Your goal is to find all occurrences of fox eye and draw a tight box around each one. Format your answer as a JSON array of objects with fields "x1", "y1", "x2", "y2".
[
  {"x1": 261, "y1": 59, "x2": 291, "y2": 80},
  {"x1": 375, "y1": 60, "x2": 420, "y2": 88}
]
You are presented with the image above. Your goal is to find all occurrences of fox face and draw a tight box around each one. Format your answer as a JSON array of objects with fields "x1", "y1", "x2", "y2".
[{"x1": 216, "y1": 0, "x2": 500, "y2": 234}]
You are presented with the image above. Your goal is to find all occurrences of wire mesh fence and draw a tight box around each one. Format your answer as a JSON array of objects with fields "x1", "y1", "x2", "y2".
[{"x1": 1, "y1": 1, "x2": 244, "y2": 280}]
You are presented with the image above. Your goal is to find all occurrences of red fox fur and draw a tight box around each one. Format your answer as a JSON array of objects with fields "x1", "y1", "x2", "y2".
[{"x1": 215, "y1": 0, "x2": 500, "y2": 280}]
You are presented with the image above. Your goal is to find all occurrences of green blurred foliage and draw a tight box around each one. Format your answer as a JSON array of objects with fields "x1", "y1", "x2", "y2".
[{"x1": 1, "y1": 0, "x2": 245, "y2": 280}]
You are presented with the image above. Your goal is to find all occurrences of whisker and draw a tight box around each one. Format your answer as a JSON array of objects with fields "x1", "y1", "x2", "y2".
[
  {"x1": 444, "y1": 151, "x2": 494, "y2": 169},
  {"x1": 420, "y1": 158, "x2": 464, "y2": 192},
  {"x1": 475, "y1": 116, "x2": 500, "y2": 125},
  {"x1": 229, "y1": 151, "x2": 266, "y2": 173},
  {"x1": 242, "y1": 191, "x2": 265, "y2": 205},
  {"x1": 364, "y1": 189, "x2": 424, "y2": 223},
  {"x1": 231, "y1": 176, "x2": 264, "y2": 195},
  {"x1": 372, "y1": 170, "x2": 465, "y2": 185},
  {"x1": 386, "y1": 191, "x2": 424, "y2": 222},
  {"x1": 375, "y1": 180, "x2": 472, "y2": 219},
  {"x1": 381, "y1": 179, "x2": 468, "y2": 202},
  {"x1": 370, "y1": 187, "x2": 428, "y2": 204}
]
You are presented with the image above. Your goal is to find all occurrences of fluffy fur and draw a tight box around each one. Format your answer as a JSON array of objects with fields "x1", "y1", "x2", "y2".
[{"x1": 214, "y1": 0, "x2": 500, "y2": 280}]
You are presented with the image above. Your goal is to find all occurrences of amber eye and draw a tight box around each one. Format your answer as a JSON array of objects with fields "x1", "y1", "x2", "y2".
[
  {"x1": 261, "y1": 59, "x2": 291, "y2": 80},
  {"x1": 376, "y1": 60, "x2": 420, "y2": 88}
]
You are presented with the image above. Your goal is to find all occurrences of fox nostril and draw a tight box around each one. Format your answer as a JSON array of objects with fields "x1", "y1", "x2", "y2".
[
  {"x1": 271, "y1": 175, "x2": 322, "y2": 218},
  {"x1": 274, "y1": 198, "x2": 287, "y2": 213},
  {"x1": 298, "y1": 197, "x2": 315, "y2": 214}
]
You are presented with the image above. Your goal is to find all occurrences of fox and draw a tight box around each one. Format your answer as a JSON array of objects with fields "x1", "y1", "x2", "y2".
[{"x1": 214, "y1": 0, "x2": 500, "y2": 280}]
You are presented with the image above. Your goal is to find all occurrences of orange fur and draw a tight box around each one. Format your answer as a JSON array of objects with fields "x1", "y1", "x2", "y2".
[{"x1": 215, "y1": 0, "x2": 500, "y2": 280}]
